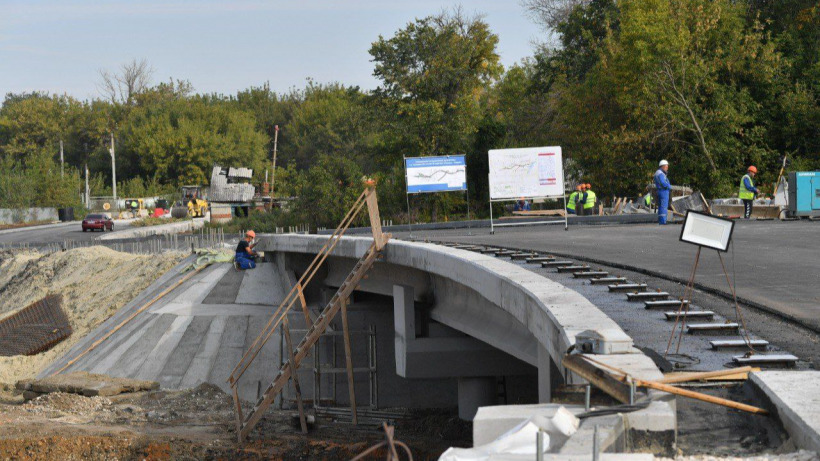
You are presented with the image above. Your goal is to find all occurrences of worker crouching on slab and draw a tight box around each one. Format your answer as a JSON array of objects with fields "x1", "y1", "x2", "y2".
[
  {"x1": 235, "y1": 230, "x2": 259, "y2": 270},
  {"x1": 739, "y1": 166, "x2": 760, "y2": 219},
  {"x1": 654, "y1": 160, "x2": 671, "y2": 225}
]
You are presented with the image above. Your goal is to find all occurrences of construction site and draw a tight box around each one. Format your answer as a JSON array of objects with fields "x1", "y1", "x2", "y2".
[{"x1": 0, "y1": 180, "x2": 818, "y2": 461}]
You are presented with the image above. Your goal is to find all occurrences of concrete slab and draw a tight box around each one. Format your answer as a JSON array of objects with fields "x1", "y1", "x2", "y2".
[
  {"x1": 590, "y1": 277, "x2": 626, "y2": 285},
  {"x1": 178, "y1": 316, "x2": 228, "y2": 389},
  {"x1": 555, "y1": 265, "x2": 590, "y2": 273},
  {"x1": 608, "y1": 283, "x2": 646, "y2": 292},
  {"x1": 710, "y1": 339, "x2": 768, "y2": 349},
  {"x1": 645, "y1": 300, "x2": 689, "y2": 309},
  {"x1": 626, "y1": 292, "x2": 669, "y2": 301},
  {"x1": 751, "y1": 370, "x2": 820, "y2": 452},
  {"x1": 133, "y1": 315, "x2": 194, "y2": 380},
  {"x1": 473, "y1": 403, "x2": 585, "y2": 446},
  {"x1": 235, "y1": 263, "x2": 285, "y2": 305},
  {"x1": 157, "y1": 315, "x2": 213, "y2": 388},
  {"x1": 735, "y1": 354, "x2": 798, "y2": 366},
  {"x1": 201, "y1": 268, "x2": 244, "y2": 304},
  {"x1": 573, "y1": 271, "x2": 608, "y2": 278},
  {"x1": 687, "y1": 323, "x2": 739, "y2": 334},
  {"x1": 664, "y1": 311, "x2": 714, "y2": 320}
]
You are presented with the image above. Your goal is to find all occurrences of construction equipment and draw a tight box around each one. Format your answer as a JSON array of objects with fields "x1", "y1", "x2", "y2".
[
  {"x1": 228, "y1": 183, "x2": 389, "y2": 442},
  {"x1": 171, "y1": 185, "x2": 208, "y2": 218},
  {"x1": 119, "y1": 198, "x2": 147, "y2": 219},
  {"x1": 787, "y1": 171, "x2": 820, "y2": 218}
]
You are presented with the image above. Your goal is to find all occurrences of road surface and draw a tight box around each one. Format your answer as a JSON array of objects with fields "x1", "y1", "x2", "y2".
[
  {"x1": 0, "y1": 221, "x2": 133, "y2": 247},
  {"x1": 396, "y1": 219, "x2": 820, "y2": 332}
]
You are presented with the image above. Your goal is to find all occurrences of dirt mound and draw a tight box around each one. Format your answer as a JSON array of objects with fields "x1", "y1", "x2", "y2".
[{"x1": 0, "y1": 247, "x2": 184, "y2": 384}]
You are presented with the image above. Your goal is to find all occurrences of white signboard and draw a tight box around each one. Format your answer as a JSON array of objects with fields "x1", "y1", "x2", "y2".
[
  {"x1": 488, "y1": 146, "x2": 564, "y2": 200},
  {"x1": 679, "y1": 211, "x2": 734, "y2": 252},
  {"x1": 405, "y1": 155, "x2": 467, "y2": 193}
]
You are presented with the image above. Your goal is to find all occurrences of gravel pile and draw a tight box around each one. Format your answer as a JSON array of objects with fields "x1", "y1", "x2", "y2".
[{"x1": 22, "y1": 392, "x2": 112, "y2": 416}]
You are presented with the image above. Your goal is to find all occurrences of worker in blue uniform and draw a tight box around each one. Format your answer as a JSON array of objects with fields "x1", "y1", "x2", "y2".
[
  {"x1": 739, "y1": 165, "x2": 759, "y2": 219},
  {"x1": 235, "y1": 230, "x2": 259, "y2": 270},
  {"x1": 654, "y1": 160, "x2": 671, "y2": 225}
]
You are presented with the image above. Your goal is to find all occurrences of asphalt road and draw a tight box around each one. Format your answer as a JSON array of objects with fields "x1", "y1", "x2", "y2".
[
  {"x1": 396, "y1": 219, "x2": 820, "y2": 332},
  {"x1": 0, "y1": 221, "x2": 133, "y2": 247}
]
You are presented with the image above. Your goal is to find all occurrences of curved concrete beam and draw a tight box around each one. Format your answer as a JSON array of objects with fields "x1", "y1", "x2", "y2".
[{"x1": 259, "y1": 235, "x2": 635, "y2": 374}]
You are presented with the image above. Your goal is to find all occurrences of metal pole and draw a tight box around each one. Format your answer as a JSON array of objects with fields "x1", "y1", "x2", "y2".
[
  {"x1": 109, "y1": 132, "x2": 117, "y2": 200},
  {"x1": 563, "y1": 189, "x2": 569, "y2": 231},
  {"x1": 270, "y1": 125, "x2": 279, "y2": 197},
  {"x1": 404, "y1": 157, "x2": 413, "y2": 238},
  {"x1": 488, "y1": 173, "x2": 494, "y2": 234},
  {"x1": 59, "y1": 139, "x2": 64, "y2": 178},
  {"x1": 585, "y1": 383, "x2": 591, "y2": 411},
  {"x1": 536, "y1": 430, "x2": 544, "y2": 461},
  {"x1": 592, "y1": 425, "x2": 600, "y2": 461}
]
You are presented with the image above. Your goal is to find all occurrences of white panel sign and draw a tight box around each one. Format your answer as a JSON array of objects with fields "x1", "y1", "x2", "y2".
[
  {"x1": 679, "y1": 211, "x2": 735, "y2": 252},
  {"x1": 488, "y1": 146, "x2": 564, "y2": 200}
]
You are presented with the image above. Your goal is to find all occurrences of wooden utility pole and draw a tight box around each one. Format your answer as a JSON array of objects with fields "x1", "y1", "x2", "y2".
[{"x1": 270, "y1": 125, "x2": 279, "y2": 197}]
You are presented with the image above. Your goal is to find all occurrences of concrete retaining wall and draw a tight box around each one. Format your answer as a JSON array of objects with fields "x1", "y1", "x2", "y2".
[
  {"x1": 0, "y1": 207, "x2": 59, "y2": 225},
  {"x1": 98, "y1": 218, "x2": 205, "y2": 240}
]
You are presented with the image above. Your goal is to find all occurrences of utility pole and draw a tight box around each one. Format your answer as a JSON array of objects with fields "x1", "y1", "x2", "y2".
[
  {"x1": 85, "y1": 164, "x2": 90, "y2": 208},
  {"x1": 108, "y1": 132, "x2": 117, "y2": 199},
  {"x1": 270, "y1": 125, "x2": 279, "y2": 197},
  {"x1": 59, "y1": 139, "x2": 64, "y2": 178}
]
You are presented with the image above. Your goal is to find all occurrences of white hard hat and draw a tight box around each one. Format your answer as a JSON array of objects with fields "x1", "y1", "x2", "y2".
[{"x1": 659, "y1": 160, "x2": 669, "y2": 167}]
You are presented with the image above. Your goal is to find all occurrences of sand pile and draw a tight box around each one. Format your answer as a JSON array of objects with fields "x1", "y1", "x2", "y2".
[{"x1": 0, "y1": 247, "x2": 184, "y2": 384}]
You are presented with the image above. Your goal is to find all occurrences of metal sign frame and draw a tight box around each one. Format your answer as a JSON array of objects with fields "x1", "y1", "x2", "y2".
[{"x1": 403, "y1": 155, "x2": 471, "y2": 237}]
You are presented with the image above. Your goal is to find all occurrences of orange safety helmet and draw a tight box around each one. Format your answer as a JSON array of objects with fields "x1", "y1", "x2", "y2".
[
  {"x1": 246, "y1": 230, "x2": 256, "y2": 239},
  {"x1": 747, "y1": 165, "x2": 758, "y2": 174}
]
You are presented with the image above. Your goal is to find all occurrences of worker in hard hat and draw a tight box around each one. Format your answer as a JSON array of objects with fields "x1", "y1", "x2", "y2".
[
  {"x1": 513, "y1": 197, "x2": 531, "y2": 212},
  {"x1": 739, "y1": 166, "x2": 760, "y2": 219},
  {"x1": 583, "y1": 184, "x2": 597, "y2": 215},
  {"x1": 654, "y1": 160, "x2": 671, "y2": 225},
  {"x1": 566, "y1": 185, "x2": 582, "y2": 214},
  {"x1": 235, "y1": 230, "x2": 259, "y2": 270}
]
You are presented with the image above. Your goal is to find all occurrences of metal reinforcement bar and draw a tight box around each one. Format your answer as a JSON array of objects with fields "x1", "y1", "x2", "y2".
[{"x1": 0, "y1": 295, "x2": 71, "y2": 356}]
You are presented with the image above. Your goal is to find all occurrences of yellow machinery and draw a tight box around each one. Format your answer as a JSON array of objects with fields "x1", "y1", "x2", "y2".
[{"x1": 171, "y1": 186, "x2": 209, "y2": 218}]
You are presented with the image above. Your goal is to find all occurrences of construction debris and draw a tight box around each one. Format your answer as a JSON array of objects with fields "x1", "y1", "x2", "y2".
[
  {"x1": 15, "y1": 372, "x2": 158, "y2": 400},
  {"x1": 0, "y1": 294, "x2": 71, "y2": 356},
  {"x1": 671, "y1": 191, "x2": 711, "y2": 215}
]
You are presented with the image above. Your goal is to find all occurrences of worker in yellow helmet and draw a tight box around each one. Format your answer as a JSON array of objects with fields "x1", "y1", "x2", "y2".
[{"x1": 739, "y1": 166, "x2": 760, "y2": 219}]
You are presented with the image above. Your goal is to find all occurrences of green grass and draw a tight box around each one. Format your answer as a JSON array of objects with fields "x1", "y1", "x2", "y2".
[{"x1": 131, "y1": 216, "x2": 187, "y2": 227}]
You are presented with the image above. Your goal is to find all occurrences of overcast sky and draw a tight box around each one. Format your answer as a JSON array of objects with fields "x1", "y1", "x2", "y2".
[{"x1": 0, "y1": 0, "x2": 545, "y2": 101}]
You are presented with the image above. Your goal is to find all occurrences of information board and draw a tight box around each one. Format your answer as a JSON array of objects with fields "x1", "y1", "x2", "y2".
[
  {"x1": 405, "y1": 156, "x2": 467, "y2": 193},
  {"x1": 488, "y1": 146, "x2": 564, "y2": 200}
]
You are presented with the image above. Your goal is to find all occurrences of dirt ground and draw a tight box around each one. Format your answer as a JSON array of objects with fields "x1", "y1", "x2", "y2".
[
  {"x1": 0, "y1": 247, "x2": 184, "y2": 384},
  {"x1": 0, "y1": 384, "x2": 470, "y2": 460}
]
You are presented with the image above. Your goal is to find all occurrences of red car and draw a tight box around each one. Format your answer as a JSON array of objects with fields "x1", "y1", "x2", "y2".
[{"x1": 82, "y1": 214, "x2": 114, "y2": 232}]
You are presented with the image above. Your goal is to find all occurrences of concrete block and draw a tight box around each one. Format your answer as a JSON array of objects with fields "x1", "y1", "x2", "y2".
[
  {"x1": 750, "y1": 371, "x2": 820, "y2": 452},
  {"x1": 473, "y1": 403, "x2": 585, "y2": 446}
]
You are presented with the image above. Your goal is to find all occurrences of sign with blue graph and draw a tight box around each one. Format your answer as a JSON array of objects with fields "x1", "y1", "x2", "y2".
[{"x1": 405, "y1": 156, "x2": 467, "y2": 193}]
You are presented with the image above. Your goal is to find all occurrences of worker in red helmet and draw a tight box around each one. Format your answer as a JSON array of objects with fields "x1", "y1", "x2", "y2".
[
  {"x1": 739, "y1": 166, "x2": 760, "y2": 219},
  {"x1": 235, "y1": 230, "x2": 259, "y2": 270}
]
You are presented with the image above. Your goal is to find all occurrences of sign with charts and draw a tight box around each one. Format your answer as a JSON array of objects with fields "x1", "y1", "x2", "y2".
[
  {"x1": 488, "y1": 146, "x2": 564, "y2": 200},
  {"x1": 405, "y1": 155, "x2": 467, "y2": 193}
]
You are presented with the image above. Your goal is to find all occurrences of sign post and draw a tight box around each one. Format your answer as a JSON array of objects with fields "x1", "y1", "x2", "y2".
[
  {"x1": 404, "y1": 155, "x2": 468, "y2": 237},
  {"x1": 488, "y1": 146, "x2": 568, "y2": 233}
]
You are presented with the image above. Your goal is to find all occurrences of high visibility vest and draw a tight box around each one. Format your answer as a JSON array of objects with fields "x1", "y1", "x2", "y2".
[
  {"x1": 567, "y1": 192, "x2": 578, "y2": 210},
  {"x1": 643, "y1": 194, "x2": 652, "y2": 206},
  {"x1": 738, "y1": 174, "x2": 755, "y2": 200},
  {"x1": 583, "y1": 191, "x2": 597, "y2": 209}
]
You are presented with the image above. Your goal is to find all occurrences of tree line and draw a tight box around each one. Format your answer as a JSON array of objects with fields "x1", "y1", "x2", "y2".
[{"x1": 1, "y1": 1, "x2": 817, "y2": 227}]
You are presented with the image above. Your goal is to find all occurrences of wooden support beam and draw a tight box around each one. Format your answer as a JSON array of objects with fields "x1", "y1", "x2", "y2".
[
  {"x1": 283, "y1": 316, "x2": 308, "y2": 433},
  {"x1": 661, "y1": 367, "x2": 758, "y2": 384},
  {"x1": 341, "y1": 297, "x2": 358, "y2": 424},
  {"x1": 562, "y1": 354, "x2": 631, "y2": 404},
  {"x1": 365, "y1": 188, "x2": 386, "y2": 250},
  {"x1": 635, "y1": 378, "x2": 768, "y2": 415},
  {"x1": 232, "y1": 386, "x2": 243, "y2": 441},
  {"x1": 296, "y1": 281, "x2": 311, "y2": 326}
]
